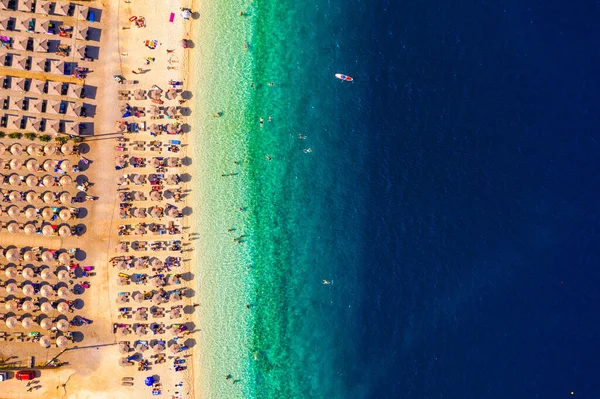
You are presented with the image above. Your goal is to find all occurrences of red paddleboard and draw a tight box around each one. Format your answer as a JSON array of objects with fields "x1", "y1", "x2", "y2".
[{"x1": 335, "y1": 74, "x2": 353, "y2": 82}]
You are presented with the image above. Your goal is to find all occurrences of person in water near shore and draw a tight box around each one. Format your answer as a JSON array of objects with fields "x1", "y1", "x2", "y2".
[
  {"x1": 304, "y1": 148, "x2": 312, "y2": 153},
  {"x1": 268, "y1": 116, "x2": 272, "y2": 122},
  {"x1": 265, "y1": 154, "x2": 272, "y2": 161},
  {"x1": 250, "y1": 82, "x2": 254, "y2": 88},
  {"x1": 268, "y1": 82, "x2": 274, "y2": 86},
  {"x1": 299, "y1": 134, "x2": 306, "y2": 139},
  {"x1": 259, "y1": 117, "x2": 264, "y2": 127}
]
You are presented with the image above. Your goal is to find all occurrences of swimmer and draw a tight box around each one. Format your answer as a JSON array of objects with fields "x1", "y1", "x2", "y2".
[
  {"x1": 299, "y1": 134, "x2": 306, "y2": 139},
  {"x1": 268, "y1": 82, "x2": 274, "y2": 86},
  {"x1": 250, "y1": 82, "x2": 254, "y2": 88},
  {"x1": 265, "y1": 154, "x2": 272, "y2": 161},
  {"x1": 259, "y1": 117, "x2": 264, "y2": 127},
  {"x1": 303, "y1": 148, "x2": 312, "y2": 153},
  {"x1": 253, "y1": 352, "x2": 258, "y2": 360},
  {"x1": 244, "y1": 43, "x2": 248, "y2": 50},
  {"x1": 323, "y1": 280, "x2": 331, "y2": 285},
  {"x1": 268, "y1": 116, "x2": 272, "y2": 122}
]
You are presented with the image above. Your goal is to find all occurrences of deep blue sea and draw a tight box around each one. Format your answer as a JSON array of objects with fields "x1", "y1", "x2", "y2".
[{"x1": 240, "y1": 0, "x2": 600, "y2": 397}]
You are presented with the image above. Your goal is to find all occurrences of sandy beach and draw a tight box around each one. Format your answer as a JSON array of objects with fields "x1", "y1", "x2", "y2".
[{"x1": 0, "y1": 0, "x2": 199, "y2": 397}]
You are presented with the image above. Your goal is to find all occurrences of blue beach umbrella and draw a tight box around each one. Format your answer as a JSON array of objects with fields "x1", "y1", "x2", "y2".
[{"x1": 145, "y1": 376, "x2": 154, "y2": 386}]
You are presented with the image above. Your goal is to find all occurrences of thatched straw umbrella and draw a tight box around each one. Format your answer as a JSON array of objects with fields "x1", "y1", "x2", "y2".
[
  {"x1": 23, "y1": 223, "x2": 37, "y2": 235},
  {"x1": 60, "y1": 160, "x2": 71, "y2": 172},
  {"x1": 25, "y1": 191, "x2": 38, "y2": 203},
  {"x1": 0, "y1": 143, "x2": 5, "y2": 155},
  {"x1": 43, "y1": 160, "x2": 56, "y2": 172},
  {"x1": 7, "y1": 206, "x2": 20, "y2": 217},
  {"x1": 42, "y1": 224, "x2": 55, "y2": 237},
  {"x1": 26, "y1": 175, "x2": 39, "y2": 187},
  {"x1": 8, "y1": 174, "x2": 22, "y2": 186},
  {"x1": 56, "y1": 336, "x2": 68, "y2": 347},
  {"x1": 40, "y1": 285, "x2": 55, "y2": 298},
  {"x1": 21, "y1": 317, "x2": 34, "y2": 329},
  {"x1": 26, "y1": 144, "x2": 41, "y2": 156},
  {"x1": 59, "y1": 209, "x2": 71, "y2": 221},
  {"x1": 42, "y1": 192, "x2": 56, "y2": 204},
  {"x1": 44, "y1": 144, "x2": 57, "y2": 156},
  {"x1": 57, "y1": 302, "x2": 69, "y2": 314},
  {"x1": 40, "y1": 302, "x2": 54, "y2": 314},
  {"x1": 7, "y1": 223, "x2": 20, "y2": 234},
  {"x1": 10, "y1": 159, "x2": 23, "y2": 170},
  {"x1": 10, "y1": 144, "x2": 23, "y2": 156},
  {"x1": 42, "y1": 175, "x2": 55, "y2": 187},
  {"x1": 40, "y1": 318, "x2": 53, "y2": 330},
  {"x1": 39, "y1": 335, "x2": 51, "y2": 348},
  {"x1": 22, "y1": 300, "x2": 35, "y2": 312},
  {"x1": 5, "y1": 248, "x2": 20, "y2": 262},
  {"x1": 5, "y1": 316, "x2": 17, "y2": 329},
  {"x1": 22, "y1": 267, "x2": 34, "y2": 279},
  {"x1": 40, "y1": 268, "x2": 54, "y2": 280},
  {"x1": 41, "y1": 250, "x2": 54, "y2": 262},
  {"x1": 4, "y1": 266, "x2": 17, "y2": 278},
  {"x1": 57, "y1": 270, "x2": 70, "y2": 282},
  {"x1": 58, "y1": 252, "x2": 70, "y2": 264},
  {"x1": 58, "y1": 225, "x2": 71, "y2": 237},
  {"x1": 60, "y1": 192, "x2": 71, "y2": 205},
  {"x1": 9, "y1": 191, "x2": 21, "y2": 202},
  {"x1": 61, "y1": 143, "x2": 74, "y2": 155},
  {"x1": 5, "y1": 300, "x2": 17, "y2": 311},
  {"x1": 42, "y1": 207, "x2": 55, "y2": 219},
  {"x1": 56, "y1": 319, "x2": 69, "y2": 331},
  {"x1": 59, "y1": 175, "x2": 72, "y2": 187},
  {"x1": 24, "y1": 207, "x2": 37, "y2": 220},
  {"x1": 22, "y1": 284, "x2": 35, "y2": 296},
  {"x1": 57, "y1": 287, "x2": 70, "y2": 298},
  {"x1": 5, "y1": 282, "x2": 18, "y2": 294},
  {"x1": 23, "y1": 250, "x2": 35, "y2": 262}
]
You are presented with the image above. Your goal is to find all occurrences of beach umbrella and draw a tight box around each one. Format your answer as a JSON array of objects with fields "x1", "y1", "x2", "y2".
[
  {"x1": 118, "y1": 327, "x2": 130, "y2": 337},
  {"x1": 117, "y1": 176, "x2": 126, "y2": 185},
  {"x1": 5, "y1": 316, "x2": 17, "y2": 329},
  {"x1": 44, "y1": 144, "x2": 57, "y2": 156},
  {"x1": 26, "y1": 175, "x2": 39, "y2": 187},
  {"x1": 5, "y1": 300, "x2": 17, "y2": 311},
  {"x1": 116, "y1": 243, "x2": 128, "y2": 253},
  {"x1": 22, "y1": 300, "x2": 35, "y2": 312},
  {"x1": 150, "y1": 158, "x2": 161, "y2": 168},
  {"x1": 25, "y1": 207, "x2": 37, "y2": 220},
  {"x1": 5, "y1": 248, "x2": 20, "y2": 262},
  {"x1": 57, "y1": 302, "x2": 69, "y2": 314},
  {"x1": 26, "y1": 159, "x2": 40, "y2": 172},
  {"x1": 59, "y1": 209, "x2": 71, "y2": 221},
  {"x1": 22, "y1": 267, "x2": 35, "y2": 279},
  {"x1": 166, "y1": 175, "x2": 179, "y2": 185},
  {"x1": 60, "y1": 192, "x2": 72, "y2": 205},
  {"x1": 23, "y1": 222, "x2": 36, "y2": 235},
  {"x1": 166, "y1": 89, "x2": 178, "y2": 100},
  {"x1": 41, "y1": 251, "x2": 54, "y2": 262},
  {"x1": 169, "y1": 292, "x2": 181, "y2": 302},
  {"x1": 149, "y1": 207, "x2": 162, "y2": 218},
  {"x1": 26, "y1": 191, "x2": 38, "y2": 203},
  {"x1": 152, "y1": 344, "x2": 165, "y2": 354},
  {"x1": 133, "y1": 208, "x2": 146, "y2": 218},
  {"x1": 133, "y1": 225, "x2": 145, "y2": 235},
  {"x1": 60, "y1": 160, "x2": 71, "y2": 172},
  {"x1": 42, "y1": 176, "x2": 56, "y2": 187},
  {"x1": 56, "y1": 319, "x2": 69, "y2": 331},
  {"x1": 118, "y1": 342, "x2": 130, "y2": 354},
  {"x1": 22, "y1": 284, "x2": 35, "y2": 296},
  {"x1": 119, "y1": 209, "x2": 127, "y2": 218},
  {"x1": 56, "y1": 335, "x2": 68, "y2": 347},
  {"x1": 116, "y1": 260, "x2": 128, "y2": 271},
  {"x1": 23, "y1": 250, "x2": 35, "y2": 262},
  {"x1": 40, "y1": 285, "x2": 55, "y2": 298},
  {"x1": 21, "y1": 317, "x2": 34, "y2": 329},
  {"x1": 131, "y1": 241, "x2": 144, "y2": 251},
  {"x1": 59, "y1": 175, "x2": 72, "y2": 187},
  {"x1": 150, "y1": 191, "x2": 162, "y2": 201},
  {"x1": 135, "y1": 325, "x2": 147, "y2": 336},
  {"x1": 170, "y1": 308, "x2": 181, "y2": 319},
  {"x1": 58, "y1": 225, "x2": 71, "y2": 237},
  {"x1": 5, "y1": 282, "x2": 18, "y2": 294},
  {"x1": 58, "y1": 253, "x2": 71, "y2": 265},
  {"x1": 7, "y1": 206, "x2": 20, "y2": 217},
  {"x1": 150, "y1": 258, "x2": 163, "y2": 268},
  {"x1": 133, "y1": 292, "x2": 144, "y2": 303},
  {"x1": 169, "y1": 343, "x2": 181, "y2": 353},
  {"x1": 4, "y1": 266, "x2": 17, "y2": 278},
  {"x1": 152, "y1": 293, "x2": 164, "y2": 305},
  {"x1": 43, "y1": 160, "x2": 56, "y2": 172},
  {"x1": 61, "y1": 143, "x2": 74, "y2": 155},
  {"x1": 9, "y1": 191, "x2": 21, "y2": 202},
  {"x1": 41, "y1": 268, "x2": 54, "y2": 280},
  {"x1": 41, "y1": 302, "x2": 54, "y2": 314},
  {"x1": 133, "y1": 259, "x2": 145, "y2": 269},
  {"x1": 167, "y1": 208, "x2": 180, "y2": 218},
  {"x1": 9, "y1": 174, "x2": 22, "y2": 186},
  {"x1": 117, "y1": 276, "x2": 128, "y2": 286},
  {"x1": 7, "y1": 223, "x2": 20, "y2": 234},
  {"x1": 39, "y1": 335, "x2": 51, "y2": 348},
  {"x1": 116, "y1": 293, "x2": 128, "y2": 303},
  {"x1": 10, "y1": 144, "x2": 23, "y2": 156},
  {"x1": 10, "y1": 159, "x2": 23, "y2": 170},
  {"x1": 40, "y1": 318, "x2": 53, "y2": 330},
  {"x1": 134, "y1": 311, "x2": 146, "y2": 321},
  {"x1": 57, "y1": 287, "x2": 70, "y2": 298},
  {"x1": 0, "y1": 143, "x2": 5, "y2": 155},
  {"x1": 42, "y1": 224, "x2": 55, "y2": 236},
  {"x1": 57, "y1": 270, "x2": 70, "y2": 282},
  {"x1": 132, "y1": 175, "x2": 143, "y2": 185},
  {"x1": 135, "y1": 342, "x2": 148, "y2": 352},
  {"x1": 26, "y1": 144, "x2": 41, "y2": 156},
  {"x1": 151, "y1": 276, "x2": 164, "y2": 287},
  {"x1": 119, "y1": 357, "x2": 132, "y2": 367}
]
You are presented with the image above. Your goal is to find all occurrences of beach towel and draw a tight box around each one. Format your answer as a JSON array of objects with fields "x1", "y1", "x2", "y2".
[{"x1": 169, "y1": 13, "x2": 175, "y2": 22}]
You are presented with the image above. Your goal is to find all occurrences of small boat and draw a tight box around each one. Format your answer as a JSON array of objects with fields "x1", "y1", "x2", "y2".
[{"x1": 335, "y1": 74, "x2": 353, "y2": 82}]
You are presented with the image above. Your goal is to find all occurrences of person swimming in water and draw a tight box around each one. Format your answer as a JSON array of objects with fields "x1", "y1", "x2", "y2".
[
  {"x1": 303, "y1": 148, "x2": 312, "y2": 153},
  {"x1": 268, "y1": 116, "x2": 272, "y2": 122},
  {"x1": 265, "y1": 154, "x2": 272, "y2": 161},
  {"x1": 323, "y1": 280, "x2": 331, "y2": 285},
  {"x1": 259, "y1": 117, "x2": 264, "y2": 127},
  {"x1": 299, "y1": 134, "x2": 306, "y2": 139}
]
